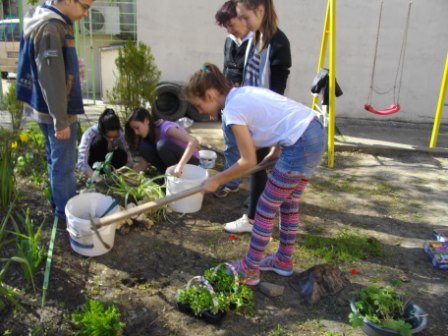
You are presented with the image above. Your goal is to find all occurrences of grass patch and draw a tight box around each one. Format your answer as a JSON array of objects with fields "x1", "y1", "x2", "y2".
[
  {"x1": 310, "y1": 173, "x2": 358, "y2": 194},
  {"x1": 302, "y1": 229, "x2": 385, "y2": 263}
]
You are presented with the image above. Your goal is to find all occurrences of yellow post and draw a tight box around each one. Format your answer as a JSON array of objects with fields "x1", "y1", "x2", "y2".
[
  {"x1": 328, "y1": 0, "x2": 336, "y2": 168},
  {"x1": 311, "y1": 0, "x2": 330, "y2": 111},
  {"x1": 429, "y1": 53, "x2": 448, "y2": 148},
  {"x1": 312, "y1": 0, "x2": 336, "y2": 168}
]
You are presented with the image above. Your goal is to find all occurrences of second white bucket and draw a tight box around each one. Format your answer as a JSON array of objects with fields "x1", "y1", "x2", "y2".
[{"x1": 166, "y1": 164, "x2": 208, "y2": 213}]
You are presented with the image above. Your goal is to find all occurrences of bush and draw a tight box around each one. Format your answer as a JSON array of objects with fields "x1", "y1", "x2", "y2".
[
  {"x1": 71, "y1": 299, "x2": 125, "y2": 336},
  {"x1": 2, "y1": 81, "x2": 24, "y2": 134},
  {"x1": 107, "y1": 40, "x2": 161, "y2": 124}
]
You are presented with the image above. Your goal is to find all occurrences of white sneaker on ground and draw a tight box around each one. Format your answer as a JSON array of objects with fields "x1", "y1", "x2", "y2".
[{"x1": 224, "y1": 214, "x2": 253, "y2": 233}]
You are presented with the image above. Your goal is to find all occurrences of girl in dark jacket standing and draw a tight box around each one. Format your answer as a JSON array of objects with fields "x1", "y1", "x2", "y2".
[{"x1": 224, "y1": 0, "x2": 292, "y2": 233}]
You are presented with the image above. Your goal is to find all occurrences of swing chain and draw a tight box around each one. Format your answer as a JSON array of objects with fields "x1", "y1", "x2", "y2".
[{"x1": 367, "y1": 0, "x2": 413, "y2": 106}]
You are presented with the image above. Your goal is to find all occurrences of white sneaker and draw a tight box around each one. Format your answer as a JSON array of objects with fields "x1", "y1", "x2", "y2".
[{"x1": 224, "y1": 214, "x2": 253, "y2": 233}]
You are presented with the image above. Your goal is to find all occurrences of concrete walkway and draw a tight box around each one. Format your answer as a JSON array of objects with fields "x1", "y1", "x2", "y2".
[
  {"x1": 1, "y1": 100, "x2": 447, "y2": 157},
  {"x1": 187, "y1": 117, "x2": 448, "y2": 158}
]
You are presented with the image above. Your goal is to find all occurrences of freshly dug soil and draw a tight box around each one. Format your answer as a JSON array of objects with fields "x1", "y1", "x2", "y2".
[{"x1": 1, "y1": 150, "x2": 447, "y2": 336}]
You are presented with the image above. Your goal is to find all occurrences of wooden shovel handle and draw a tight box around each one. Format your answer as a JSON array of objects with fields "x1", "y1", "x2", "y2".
[{"x1": 92, "y1": 160, "x2": 275, "y2": 228}]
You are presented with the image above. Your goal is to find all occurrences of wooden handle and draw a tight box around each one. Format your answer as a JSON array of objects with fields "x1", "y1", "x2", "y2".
[{"x1": 92, "y1": 161, "x2": 274, "y2": 228}]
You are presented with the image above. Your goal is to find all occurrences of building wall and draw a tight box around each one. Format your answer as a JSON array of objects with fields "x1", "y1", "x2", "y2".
[{"x1": 137, "y1": 0, "x2": 448, "y2": 123}]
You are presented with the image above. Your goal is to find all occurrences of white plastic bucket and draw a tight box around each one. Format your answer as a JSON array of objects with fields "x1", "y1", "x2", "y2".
[
  {"x1": 65, "y1": 193, "x2": 119, "y2": 257},
  {"x1": 199, "y1": 150, "x2": 217, "y2": 169},
  {"x1": 166, "y1": 164, "x2": 208, "y2": 213}
]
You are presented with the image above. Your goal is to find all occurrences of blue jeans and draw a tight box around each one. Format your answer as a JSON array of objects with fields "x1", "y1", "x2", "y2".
[
  {"x1": 39, "y1": 122, "x2": 78, "y2": 220},
  {"x1": 276, "y1": 117, "x2": 327, "y2": 176},
  {"x1": 222, "y1": 116, "x2": 241, "y2": 189}
]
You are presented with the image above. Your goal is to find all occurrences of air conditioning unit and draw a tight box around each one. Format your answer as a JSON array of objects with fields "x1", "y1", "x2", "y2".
[{"x1": 82, "y1": 6, "x2": 120, "y2": 35}]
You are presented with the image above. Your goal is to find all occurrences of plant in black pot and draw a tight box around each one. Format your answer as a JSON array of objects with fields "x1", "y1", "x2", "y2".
[
  {"x1": 176, "y1": 263, "x2": 254, "y2": 324},
  {"x1": 349, "y1": 285, "x2": 428, "y2": 336}
]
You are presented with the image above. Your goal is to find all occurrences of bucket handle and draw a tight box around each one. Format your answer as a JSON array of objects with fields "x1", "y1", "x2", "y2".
[
  {"x1": 66, "y1": 226, "x2": 94, "y2": 239},
  {"x1": 100, "y1": 199, "x2": 119, "y2": 218}
]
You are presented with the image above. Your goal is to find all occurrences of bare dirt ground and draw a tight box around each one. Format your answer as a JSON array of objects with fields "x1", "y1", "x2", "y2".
[{"x1": 2, "y1": 149, "x2": 448, "y2": 336}]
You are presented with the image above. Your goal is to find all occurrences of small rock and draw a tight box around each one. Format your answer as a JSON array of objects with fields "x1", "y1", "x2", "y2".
[{"x1": 259, "y1": 282, "x2": 285, "y2": 297}]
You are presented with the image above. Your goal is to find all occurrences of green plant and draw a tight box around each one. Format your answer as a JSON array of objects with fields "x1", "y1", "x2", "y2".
[
  {"x1": 349, "y1": 285, "x2": 413, "y2": 336},
  {"x1": 0, "y1": 134, "x2": 16, "y2": 211},
  {"x1": 266, "y1": 324, "x2": 288, "y2": 336},
  {"x1": 71, "y1": 299, "x2": 125, "y2": 336},
  {"x1": 204, "y1": 264, "x2": 254, "y2": 313},
  {"x1": 10, "y1": 209, "x2": 46, "y2": 293},
  {"x1": 106, "y1": 166, "x2": 168, "y2": 222},
  {"x1": 2, "y1": 81, "x2": 24, "y2": 134},
  {"x1": 0, "y1": 257, "x2": 20, "y2": 312},
  {"x1": 177, "y1": 280, "x2": 218, "y2": 315},
  {"x1": 177, "y1": 263, "x2": 254, "y2": 317},
  {"x1": 107, "y1": 40, "x2": 161, "y2": 123}
]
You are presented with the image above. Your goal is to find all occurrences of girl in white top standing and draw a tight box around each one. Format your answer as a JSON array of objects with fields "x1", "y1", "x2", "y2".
[{"x1": 184, "y1": 63, "x2": 326, "y2": 285}]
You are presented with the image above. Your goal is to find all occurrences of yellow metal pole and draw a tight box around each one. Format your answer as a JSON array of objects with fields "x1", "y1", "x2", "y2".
[
  {"x1": 327, "y1": 0, "x2": 336, "y2": 168},
  {"x1": 429, "y1": 53, "x2": 448, "y2": 148},
  {"x1": 311, "y1": 0, "x2": 331, "y2": 111}
]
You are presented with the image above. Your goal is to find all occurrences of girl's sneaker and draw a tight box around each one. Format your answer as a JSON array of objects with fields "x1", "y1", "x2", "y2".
[
  {"x1": 259, "y1": 254, "x2": 294, "y2": 276},
  {"x1": 230, "y1": 259, "x2": 260, "y2": 286}
]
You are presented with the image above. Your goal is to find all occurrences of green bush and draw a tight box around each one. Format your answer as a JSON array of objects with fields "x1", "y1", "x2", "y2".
[
  {"x1": 107, "y1": 40, "x2": 161, "y2": 124},
  {"x1": 2, "y1": 81, "x2": 24, "y2": 134},
  {"x1": 0, "y1": 134, "x2": 16, "y2": 211},
  {"x1": 71, "y1": 299, "x2": 125, "y2": 336}
]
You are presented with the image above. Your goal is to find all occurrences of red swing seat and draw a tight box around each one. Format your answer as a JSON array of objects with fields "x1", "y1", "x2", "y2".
[{"x1": 364, "y1": 103, "x2": 401, "y2": 115}]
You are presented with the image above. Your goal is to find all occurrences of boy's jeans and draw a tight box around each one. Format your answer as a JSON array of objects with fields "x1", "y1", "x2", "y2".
[
  {"x1": 39, "y1": 122, "x2": 77, "y2": 220},
  {"x1": 222, "y1": 117, "x2": 241, "y2": 189}
]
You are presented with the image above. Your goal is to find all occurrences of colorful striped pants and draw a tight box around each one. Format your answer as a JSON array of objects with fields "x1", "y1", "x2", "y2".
[{"x1": 245, "y1": 118, "x2": 326, "y2": 269}]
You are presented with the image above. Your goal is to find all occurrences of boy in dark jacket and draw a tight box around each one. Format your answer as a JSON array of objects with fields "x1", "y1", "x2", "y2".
[{"x1": 16, "y1": 0, "x2": 94, "y2": 221}]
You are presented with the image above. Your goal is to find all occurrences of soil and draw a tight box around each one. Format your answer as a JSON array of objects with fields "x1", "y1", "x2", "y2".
[{"x1": 1, "y1": 150, "x2": 448, "y2": 336}]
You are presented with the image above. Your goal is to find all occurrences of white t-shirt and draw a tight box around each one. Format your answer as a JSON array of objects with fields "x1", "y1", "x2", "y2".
[{"x1": 223, "y1": 87, "x2": 316, "y2": 148}]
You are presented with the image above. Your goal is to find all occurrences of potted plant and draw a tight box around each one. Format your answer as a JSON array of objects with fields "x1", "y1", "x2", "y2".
[
  {"x1": 176, "y1": 263, "x2": 254, "y2": 324},
  {"x1": 349, "y1": 285, "x2": 428, "y2": 336}
]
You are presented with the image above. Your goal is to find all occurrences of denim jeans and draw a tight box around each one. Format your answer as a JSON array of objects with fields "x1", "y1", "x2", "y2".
[
  {"x1": 276, "y1": 117, "x2": 327, "y2": 176},
  {"x1": 39, "y1": 122, "x2": 77, "y2": 220},
  {"x1": 222, "y1": 116, "x2": 241, "y2": 189}
]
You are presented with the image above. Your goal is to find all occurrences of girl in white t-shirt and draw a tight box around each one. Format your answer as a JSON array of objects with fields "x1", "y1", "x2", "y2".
[{"x1": 184, "y1": 63, "x2": 326, "y2": 285}]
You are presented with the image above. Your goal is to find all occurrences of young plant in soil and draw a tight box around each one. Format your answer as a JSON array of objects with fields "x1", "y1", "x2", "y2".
[
  {"x1": 176, "y1": 263, "x2": 254, "y2": 319},
  {"x1": 71, "y1": 299, "x2": 125, "y2": 336},
  {"x1": 9, "y1": 209, "x2": 46, "y2": 294},
  {"x1": 349, "y1": 285, "x2": 414, "y2": 335}
]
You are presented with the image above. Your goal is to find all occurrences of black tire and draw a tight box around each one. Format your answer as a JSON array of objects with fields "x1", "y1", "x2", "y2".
[
  {"x1": 186, "y1": 104, "x2": 212, "y2": 122},
  {"x1": 1, "y1": 72, "x2": 8, "y2": 79},
  {"x1": 153, "y1": 82, "x2": 187, "y2": 121}
]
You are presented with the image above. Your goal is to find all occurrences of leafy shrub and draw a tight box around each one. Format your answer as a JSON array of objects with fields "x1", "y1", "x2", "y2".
[
  {"x1": 2, "y1": 81, "x2": 24, "y2": 134},
  {"x1": 71, "y1": 299, "x2": 125, "y2": 336},
  {"x1": 0, "y1": 133, "x2": 16, "y2": 211},
  {"x1": 107, "y1": 40, "x2": 161, "y2": 124}
]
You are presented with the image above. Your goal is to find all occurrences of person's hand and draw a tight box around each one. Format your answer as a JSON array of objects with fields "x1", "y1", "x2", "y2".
[
  {"x1": 260, "y1": 154, "x2": 278, "y2": 167},
  {"x1": 170, "y1": 164, "x2": 183, "y2": 177},
  {"x1": 55, "y1": 127, "x2": 70, "y2": 140},
  {"x1": 202, "y1": 177, "x2": 220, "y2": 194}
]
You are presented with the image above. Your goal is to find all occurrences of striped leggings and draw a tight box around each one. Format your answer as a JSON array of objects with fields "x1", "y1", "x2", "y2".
[{"x1": 244, "y1": 118, "x2": 326, "y2": 269}]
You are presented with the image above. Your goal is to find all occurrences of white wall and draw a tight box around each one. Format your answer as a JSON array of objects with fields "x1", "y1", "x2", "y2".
[{"x1": 139, "y1": 0, "x2": 448, "y2": 123}]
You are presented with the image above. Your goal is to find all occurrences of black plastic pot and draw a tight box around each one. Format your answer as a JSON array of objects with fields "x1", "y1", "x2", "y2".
[
  {"x1": 177, "y1": 302, "x2": 226, "y2": 325},
  {"x1": 350, "y1": 297, "x2": 428, "y2": 335}
]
